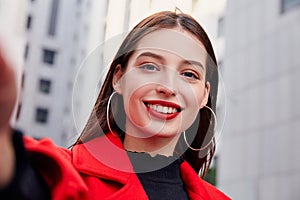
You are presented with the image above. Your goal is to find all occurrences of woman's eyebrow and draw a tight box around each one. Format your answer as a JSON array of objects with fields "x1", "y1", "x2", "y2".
[
  {"x1": 136, "y1": 52, "x2": 165, "y2": 62},
  {"x1": 136, "y1": 51, "x2": 204, "y2": 70},
  {"x1": 182, "y1": 60, "x2": 204, "y2": 71}
]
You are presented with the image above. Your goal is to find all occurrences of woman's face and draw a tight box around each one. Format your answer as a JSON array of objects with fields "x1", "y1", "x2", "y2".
[{"x1": 113, "y1": 28, "x2": 210, "y2": 139}]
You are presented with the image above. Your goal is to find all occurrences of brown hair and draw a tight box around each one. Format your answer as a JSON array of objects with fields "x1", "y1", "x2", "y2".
[{"x1": 73, "y1": 11, "x2": 218, "y2": 177}]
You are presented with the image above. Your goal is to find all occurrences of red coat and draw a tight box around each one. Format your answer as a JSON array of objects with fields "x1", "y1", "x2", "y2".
[{"x1": 24, "y1": 132, "x2": 230, "y2": 200}]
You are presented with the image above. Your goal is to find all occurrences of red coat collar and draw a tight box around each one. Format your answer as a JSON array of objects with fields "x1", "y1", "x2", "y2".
[
  {"x1": 72, "y1": 132, "x2": 230, "y2": 200},
  {"x1": 72, "y1": 132, "x2": 137, "y2": 181}
]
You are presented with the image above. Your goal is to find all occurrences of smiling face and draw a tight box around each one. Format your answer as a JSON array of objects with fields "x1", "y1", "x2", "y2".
[{"x1": 113, "y1": 28, "x2": 210, "y2": 139}]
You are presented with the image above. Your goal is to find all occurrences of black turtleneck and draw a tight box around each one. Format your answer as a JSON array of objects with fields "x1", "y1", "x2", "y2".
[{"x1": 127, "y1": 151, "x2": 189, "y2": 200}]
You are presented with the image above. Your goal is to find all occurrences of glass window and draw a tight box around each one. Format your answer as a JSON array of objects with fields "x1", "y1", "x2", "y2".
[
  {"x1": 282, "y1": 0, "x2": 300, "y2": 12},
  {"x1": 26, "y1": 15, "x2": 32, "y2": 30},
  {"x1": 48, "y1": 0, "x2": 59, "y2": 36},
  {"x1": 24, "y1": 43, "x2": 29, "y2": 59},
  {"x1": 16, "y1": 104, "x2": 22, "y2": 120},
  {"x1": 21, "y1": 73, "x2": 25, "y2": 88},
  {"x1": 217, "y1": 17, "x2": 224, "y2": 38},
  {"x1": 39, "y1": 79, "x2": 51, "y2": 94},
  {"x1": 43, "y1": 49, "x2": 56, "y2": 65},
  {"x1": 218, "y1": 60, "x2": 224, "y2": 75},
  {"x1": 35, "y1": 108, "x2": 49, "y2": 123}
]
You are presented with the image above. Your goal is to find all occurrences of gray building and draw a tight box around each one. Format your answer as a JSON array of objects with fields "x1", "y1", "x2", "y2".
[
  {"x1": 219, "y1": 0, "x2": 300, "y2": 199},
  {"x1": 15, "y1": 0, "x2": 108, "y2": 147}
]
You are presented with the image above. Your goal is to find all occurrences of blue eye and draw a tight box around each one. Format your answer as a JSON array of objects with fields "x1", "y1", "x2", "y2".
[
  {"x1": 140, "y1": 64, "x2": 159, "y2": 71},
  {"x1": 182, "y1": 71, "x2": 199, "y2": 80}
]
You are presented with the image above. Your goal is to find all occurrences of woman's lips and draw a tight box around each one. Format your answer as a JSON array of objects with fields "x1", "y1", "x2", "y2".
[{"x1": 144, "y1": 100, "x2": 181, "y2": 120}]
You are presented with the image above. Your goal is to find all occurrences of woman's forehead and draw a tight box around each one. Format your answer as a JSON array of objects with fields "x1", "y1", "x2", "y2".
[{"x1": 135, "y1": 28, "x2": 207, "y2": 62}]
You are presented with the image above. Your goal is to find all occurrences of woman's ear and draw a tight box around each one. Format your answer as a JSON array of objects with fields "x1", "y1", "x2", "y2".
[
  {"x1": 200, "y1": 81, "x2": 210, "y2": 108},
  {"x1": 112, "y1": 64, "x2": 124, "y2": 94}
]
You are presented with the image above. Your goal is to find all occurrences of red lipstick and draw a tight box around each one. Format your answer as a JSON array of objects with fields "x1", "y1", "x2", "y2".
[{"x1": 144, "y1": 100, "x2": 181, "y2": 120}]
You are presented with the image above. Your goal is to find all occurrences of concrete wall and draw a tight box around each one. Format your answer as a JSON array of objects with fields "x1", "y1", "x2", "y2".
[{"x1": 219, "y1": 0, "x2": 300, "y2": 199}]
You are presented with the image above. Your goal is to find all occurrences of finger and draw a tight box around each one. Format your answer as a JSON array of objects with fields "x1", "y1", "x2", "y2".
[{"x1": 0, "y1": 43, "x2": 17, "y2": 130}]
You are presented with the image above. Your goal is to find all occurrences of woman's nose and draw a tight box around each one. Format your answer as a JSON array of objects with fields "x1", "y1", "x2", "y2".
[
  {"x1": 155, "y1": 69, "x2": 178, "y2": 96},
  {"x1": 156, "y1": 85, "x2": 177, "y2": 96}
]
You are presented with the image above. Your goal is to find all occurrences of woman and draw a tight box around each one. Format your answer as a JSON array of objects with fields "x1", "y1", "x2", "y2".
[{"x1": 0, "y1": 11, "x2": 230, "y2": 199}]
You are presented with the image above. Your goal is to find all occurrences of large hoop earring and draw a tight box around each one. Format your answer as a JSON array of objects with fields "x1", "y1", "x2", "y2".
[
  {"x1": 183, "y1": 105, "x2": 217, "y2": 151},
  {"x1": 107, "y1": 91, "x2": 118, "y2": 136}
]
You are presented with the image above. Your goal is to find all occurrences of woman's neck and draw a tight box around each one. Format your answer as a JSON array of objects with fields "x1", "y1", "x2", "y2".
[{"x1": 123, "y1": 133, "x2": 181, "y2": 157}]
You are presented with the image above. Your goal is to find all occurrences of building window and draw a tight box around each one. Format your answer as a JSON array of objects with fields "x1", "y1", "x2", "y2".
[
  {"x1": 24, "y1": 43, "x2": 29, "y2": 59},
  {"x1": 39, "y1": 79, "x2": 52, "y2": 94},
  {"x1": 16, "y1": 103, "x2": 22, "y2": 120},
  {"x1": 21, "y1": 73, "x2": 25, "y2": 88},
  {"x1": 217, "y1": 17, "x2": 224, "y2": 38},
  {"x1": 282, "y1": 0, "x2": 300, "y2": 12},
  {"x1": 26, "y1": 15, "x2": 32, "y2": 30},
  {"x1": 35, "y1": 107, "x2": 49, "y2": 123},
  {"x1": 48, "y1": 0, "x2": 59, "y2": 36},
  {"x1": 43, "y1": 49, "x2": 56, "y2": 65},
  {"x1": 218, "y1": 61, "x2": 224, "y2": 75}
]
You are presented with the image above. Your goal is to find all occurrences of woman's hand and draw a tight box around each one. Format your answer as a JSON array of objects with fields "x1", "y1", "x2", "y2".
[{"x1": 0, "y1": 44, "x2": 17, "y2": 187}]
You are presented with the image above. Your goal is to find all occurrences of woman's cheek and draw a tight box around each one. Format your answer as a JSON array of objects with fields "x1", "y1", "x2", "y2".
[{"x1": 122, "y1": 85, "x2": 153, "y2": 127}]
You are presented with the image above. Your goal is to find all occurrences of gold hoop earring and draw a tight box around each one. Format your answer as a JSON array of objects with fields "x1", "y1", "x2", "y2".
[
  {"x1": 183, "y1": 105, "x2": 217, "y2": 151},
  {"x1": 106, "y1": 91, "x2": 118, "y2": 136}
]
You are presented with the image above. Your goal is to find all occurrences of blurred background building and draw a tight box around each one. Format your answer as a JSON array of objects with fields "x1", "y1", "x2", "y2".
[
  {"x1": 219, "y1": 0, "x2": 300, "y2": 199},
  {"x1": 1, "y1": 0, "x2": 300, "y2": 199},
  {"x1": 11, "y1": 0, "x2": 108, "y2": 146}
]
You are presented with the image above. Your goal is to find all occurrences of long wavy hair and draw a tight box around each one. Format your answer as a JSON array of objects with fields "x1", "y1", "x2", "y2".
[{"x1": 73, "y1": 11, "x2": 219, "y2": 177}]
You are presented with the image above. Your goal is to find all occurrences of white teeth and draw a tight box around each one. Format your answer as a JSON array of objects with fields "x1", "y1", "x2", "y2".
[
  {"x1": 147, "y1": 104, "x2": 178, "y2": 114},
  {"x1": 153, "y1": 105, "x2": 157, "y2": 110},
  {"x1": 163, "y1": 107, "x2": 168, "y2": 113},
  {"x1": 157, "y1": 105, "x2": 163, "y2": 112}
]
